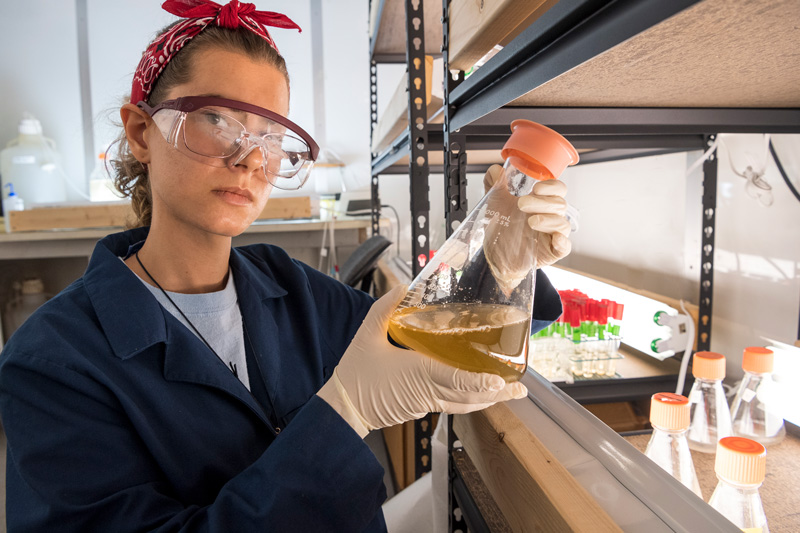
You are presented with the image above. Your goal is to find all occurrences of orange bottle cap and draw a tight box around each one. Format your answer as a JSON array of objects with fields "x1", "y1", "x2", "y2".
[
  {"x1": 650, "y1": 392, "x2": 690, "y2": 431},
  {"x1": 715, "y1": 437, "x2": 766, "y2": 485},
  {"x1": 500, "y1": 120, "x2": 579, "y2": 180},
  {"x1": 742, "y1": 346, "x2": 774, "y2": 374},
  {"x1": 692, "y1": 351, "x2": 726, "y2": 380}
]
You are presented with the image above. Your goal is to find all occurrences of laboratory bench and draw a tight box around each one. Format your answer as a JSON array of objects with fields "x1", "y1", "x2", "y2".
[
  {"x1": 0, "y1": 215, "x2": 382, "y2": 345},
  {"x1": 624, "y1": 425, "x2": 800, "y2": 533},
  {"x1": 0, "y1": 216, "x2": 374, "y2": 261}
]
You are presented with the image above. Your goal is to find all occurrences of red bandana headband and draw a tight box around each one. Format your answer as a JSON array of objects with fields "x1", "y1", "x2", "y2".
[{"x1": 130, "y1": 0, "x2": 301, "y2": 104}]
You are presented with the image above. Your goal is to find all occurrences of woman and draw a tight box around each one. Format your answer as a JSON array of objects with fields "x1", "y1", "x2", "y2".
[{"x1": 0, "y1": 1, "x2": 570, "y2": 531}]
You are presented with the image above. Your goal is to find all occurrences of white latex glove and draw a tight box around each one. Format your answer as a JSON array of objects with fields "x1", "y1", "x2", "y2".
[
  {"x1": 483, "y1": 164, "x2": 572, "y2": 267},
  {"x1": 317, "y1": 286, "x2": 528, "y2": 438}
]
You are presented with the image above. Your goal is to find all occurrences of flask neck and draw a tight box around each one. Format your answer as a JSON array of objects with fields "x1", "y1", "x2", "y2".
[
  {"x1": 716, "y1": 475, "x2": 763, "y2": 491},
  {"x1": 501, "y1": 159, "x2": 538, "y2": 197},
  {"x1": 743, "y1": 370, "x2": 773, "y2": 380},
  {"x1": 652, "y1": 425, "x2": 689, "y2": 436},
  {"x1": 694, "y1": 377, "x2": 724, "y2": 384},
  {"x1": 692, "y1": 378, "x2": 727, "y2": 396}
]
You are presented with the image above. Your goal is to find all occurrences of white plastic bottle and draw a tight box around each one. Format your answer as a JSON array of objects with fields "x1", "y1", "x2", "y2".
[
  {"x1": 0, "y1": 113, "x2": 67, "y2": 206},
  {"x1": 644, "y1": 392, "x2": 703, "y2": 498},
  {"x1": 687, "y1": 351, "x2": 733, "y2": 453},
  {"x1": 3, "y1": 183, "x2": 25, "y2": 233},
  {"x1": 89, "y1": 152, "x2": 120, "y2": 202},
  {"x1": 709, "y1": 436, "x2": 769, "y2": 533},
  {"x1": 730, "y1": 347, "x2": 785, "y2": 446}
]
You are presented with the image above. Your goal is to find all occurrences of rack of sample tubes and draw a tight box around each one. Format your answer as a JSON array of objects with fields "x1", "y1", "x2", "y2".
[{"x1": 529, "y1": 289, "x2": 625, "y2": 381}]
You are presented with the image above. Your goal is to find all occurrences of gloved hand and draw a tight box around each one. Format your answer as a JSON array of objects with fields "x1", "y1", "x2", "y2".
[
  {"x1": 317, "y1": 286, "x2": 528, "y2": 438},
  {"x1": 483, "y1": 163, "x2": 572, "y2": 268}
]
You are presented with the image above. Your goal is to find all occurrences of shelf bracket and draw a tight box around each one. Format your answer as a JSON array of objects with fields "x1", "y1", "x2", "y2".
[
  {"x1": 369, "y1": 57, "x2": 381, "y2": 237},
  {"x1": 698, "y1": 134, "x2": 718, "y2": 351}
]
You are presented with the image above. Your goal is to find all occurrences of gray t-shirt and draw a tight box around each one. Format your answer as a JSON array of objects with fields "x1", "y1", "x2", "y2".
[{"x1": 132, "y1": 266, "x2": 250, "y2": 390}]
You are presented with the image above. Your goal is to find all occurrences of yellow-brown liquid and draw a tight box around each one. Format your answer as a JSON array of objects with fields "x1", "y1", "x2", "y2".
[{"x1": 388, "y1": 303, "x2": 530, "y2": 382}]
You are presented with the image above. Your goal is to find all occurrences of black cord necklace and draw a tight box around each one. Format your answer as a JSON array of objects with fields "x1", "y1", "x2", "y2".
[{"x1": 135, "y1": 251, "x2": 238, "y2": 378}]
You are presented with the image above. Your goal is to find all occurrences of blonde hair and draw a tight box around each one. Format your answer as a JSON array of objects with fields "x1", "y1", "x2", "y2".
[{"x1": 111, "y1": 25, "x2": 290, "y2": 228}]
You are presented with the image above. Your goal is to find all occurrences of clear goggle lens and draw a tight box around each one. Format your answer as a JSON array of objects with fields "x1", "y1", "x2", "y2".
[{"x1": 154, "y1": 106, "x2": 314, "y2": 190}]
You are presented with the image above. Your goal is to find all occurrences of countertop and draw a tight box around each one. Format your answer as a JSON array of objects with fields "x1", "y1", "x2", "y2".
[{"x1": 624, "y1": 429, "x2": 800, "y2": 532}]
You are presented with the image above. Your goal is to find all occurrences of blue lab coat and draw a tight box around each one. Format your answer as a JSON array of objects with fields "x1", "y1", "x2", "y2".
[{"x1": 0, "y1": 227, "x2": 561, "y2": 532}]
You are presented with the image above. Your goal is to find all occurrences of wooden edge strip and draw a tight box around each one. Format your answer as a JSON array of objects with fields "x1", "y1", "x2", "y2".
[
  {"x1": 7, "y1": 197, "x2": 311, "y2": 232},
  {"x1": 454, "y1": 403, "x2": 622, "y2": 532}
]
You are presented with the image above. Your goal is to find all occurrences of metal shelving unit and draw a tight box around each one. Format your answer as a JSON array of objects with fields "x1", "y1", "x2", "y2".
[{"x1": 368, "y1": 0, "x2": 800, "y2": 528}]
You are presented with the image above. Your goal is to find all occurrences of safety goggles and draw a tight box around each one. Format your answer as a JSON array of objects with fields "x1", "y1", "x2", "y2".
[{"x1": 138, "y1": 96, "x2": 319, "y2": 190}]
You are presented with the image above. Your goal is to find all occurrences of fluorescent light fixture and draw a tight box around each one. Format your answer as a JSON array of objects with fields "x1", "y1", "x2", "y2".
[
  {"x1": 542, "y1": 266, "x2": 682, "y2": 360},
  {"x1": 760, "y1": 337, "x2": 799, "y2": 427}
]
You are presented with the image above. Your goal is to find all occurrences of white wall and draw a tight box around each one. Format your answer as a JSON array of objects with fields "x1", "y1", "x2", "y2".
[
  {"x1": 1, "y1": 0, "x2": 367, "y2": 200},
  {"x1": 0, "y1": 1, "x2": 85, "y2": 200}
]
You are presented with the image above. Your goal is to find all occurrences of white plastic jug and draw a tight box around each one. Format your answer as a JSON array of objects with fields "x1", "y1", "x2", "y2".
[
  {"x1": 0, "y1": 114, "x2": 67, "y2": 206},
  {"x1": 3, "y1": 278, "x2": 51, "y2": 340}
]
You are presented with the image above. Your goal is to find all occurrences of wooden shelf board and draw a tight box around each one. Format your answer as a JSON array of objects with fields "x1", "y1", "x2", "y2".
[
  {"x1": 449, "y1": 0, "x2": 557, "y2": 72},
  {"x1": 371, "y1": 0, "x2": 442, "y2": 57},
  {"x1": 372, "y1": 56, "x2": 441, "y2": 154},
  {"x1": 6, "y1": 197, "x2": 312, "y2": 233},
  {"x1": 509, "y1": 0, "x2": 800, "y2": 108}
]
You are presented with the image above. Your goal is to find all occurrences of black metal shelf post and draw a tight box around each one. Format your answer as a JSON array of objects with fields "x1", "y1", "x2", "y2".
[
  {"x1": 442, "y1": 2, "x2": 468, "y2": 531},
  {"x1": 404, "y1": 0, "x2": 434, "y2": 481},
  {"x1": 369, "y1": 57, "x2": 381, "y2": 237},
  {"x1": 698, "y1": 134, "x2": 718, "y2": 351}
]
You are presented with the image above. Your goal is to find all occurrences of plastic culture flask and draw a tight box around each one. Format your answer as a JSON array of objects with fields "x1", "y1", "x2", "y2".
[
  {"x1": 388, "y1": 121, "x2": 578, "y2": 382},
  {"x1": 644, "y1": 392, "x2": 703, "y2": 498},
  {"x1": 708, "y1": 437, "x2": 769, "y2": 533},
  {"x1": 730, "y1": 347, "x2": 785, "y2": 446},
  {"x1": 687, "y1": 351, "x2": 733, "y2": 453}
]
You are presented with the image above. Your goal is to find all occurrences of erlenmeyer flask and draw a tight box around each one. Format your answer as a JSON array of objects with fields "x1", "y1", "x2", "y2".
[
  {"x1": 730, "y1": 347, "x2": 785, "y2": 446},
  {"x1": 388, "y1": 121, "x2": 579, "y2": 381}
]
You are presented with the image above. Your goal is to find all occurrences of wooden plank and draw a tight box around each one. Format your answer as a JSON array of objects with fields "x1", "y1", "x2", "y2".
[
  {"x1": 403, "y1": 418, "x2": 416, "y2": 488},
  {"x1": 510, "y1": 0, "x2": 800, "y2": 108},
  {"x1": 374, "y1": 257, "x2": 407, "y2": 297},
  {"x1": 8, "y1": 203, "x2": 133, "y2": 232},
  {"x1": 453, "y1": 403, "x2": 622, "y2": 532},
  {"x1": 372, "y1": 56, "x2": 441, "y2": 154},
  {"x1": 257, "y1": 196, "x2": 312, "y2": 220},
  {"x1": 381, "y1": 424, "x2": 406, "y2": 492},
  {"x1": 7, "y1": 197, "x2": 312, "y2": 232},
  {"x1": 449, "y1": 0, "x2": 553, "y2": 72},
  {"x1": 373, "y1": 0, "x2": 442, "y2": 57}
]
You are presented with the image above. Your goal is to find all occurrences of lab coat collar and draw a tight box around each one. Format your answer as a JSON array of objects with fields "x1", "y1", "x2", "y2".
[{"x1": 84, "y1": 227, "x2": 287, "y2": 361}]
